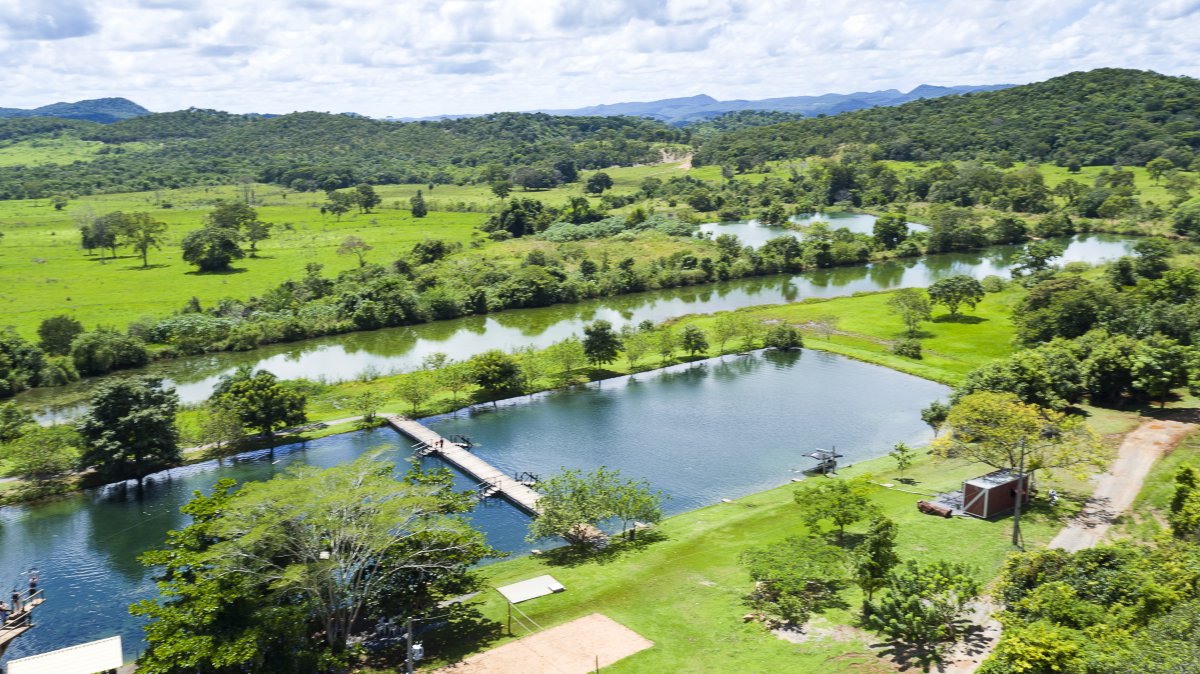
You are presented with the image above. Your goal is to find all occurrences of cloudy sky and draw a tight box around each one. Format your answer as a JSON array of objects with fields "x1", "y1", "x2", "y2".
[{"x1": 1, "y1": 0, "x2": 1198, "y2": 118}]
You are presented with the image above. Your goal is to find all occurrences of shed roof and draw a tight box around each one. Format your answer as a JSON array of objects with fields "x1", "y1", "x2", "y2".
[
  {"x1": 8, "y1": 636, "x2": 122, "y2": 674},
  {"x1": 964, "y1": 469, "x2": 1023, "y2": 489}
]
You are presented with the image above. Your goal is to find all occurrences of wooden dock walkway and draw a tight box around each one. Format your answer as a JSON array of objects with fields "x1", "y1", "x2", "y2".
[{"x1": 385, "y1": 416, "x2": 542, "y2": 515}]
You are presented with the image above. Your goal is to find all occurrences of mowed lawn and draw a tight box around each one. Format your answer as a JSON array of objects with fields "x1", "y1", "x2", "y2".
[
  {"x1": 674, "y1": 284, "x2": 1024, "y2": 386},
  {"x1": 430, "y1": 449, "x2": 1070, "y2": 673}
]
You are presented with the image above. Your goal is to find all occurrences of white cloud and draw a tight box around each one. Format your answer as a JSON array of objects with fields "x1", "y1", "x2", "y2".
[{"x1": 0, "y1": 0, "x2": 1195, "y2": 117}]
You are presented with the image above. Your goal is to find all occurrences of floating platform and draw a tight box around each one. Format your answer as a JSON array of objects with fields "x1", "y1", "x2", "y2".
[{"x1": 386, "y1": 415, "x2": 542, "y2": 515}]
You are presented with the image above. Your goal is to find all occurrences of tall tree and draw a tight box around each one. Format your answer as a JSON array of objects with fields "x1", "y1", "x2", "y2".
[
  {"x1": 585, "y1": 172, "x2": 614, "y2": 195},
  {"x1": 927, "y1": 275, "x2": 985, "y2": 317},
  {"x1": 887, "y1": 288, "x2": 932, "y2": 337},
  {"x1": 934, "y1": 391, "x2": 1106, "y2": 479},
  {"x1": 219, "y1": 370, "x2": 307, "y2": 438},
  {"x1": 409, "y1": 189, "x2": 428, "y2": 218},
  {"x1": 181, "y1": 225, "x2": 244, "y2": 272},
  {"x1": 794, "y1": 476, "x2": 878, "y2": 544},
  {"x1": 680, "y1": 324, "x2": 709, "y2": 356},
  {"x1": 37, "y1": 314, "x2": 84, "y2": 356},
  {"x1": 354, "y1": 183, "x2": 381, "y2": 213},
  {"x1": 468, "y1": 349, "x2": 523, "y2": 399},
  {"x1": 336, "y1": 235, "x2": 373, "y2": 267},
  {"x1": 582, "y1": 320, "x2": 622, "y2": 367},
  {"x1": 77, "y1": 377, "x2": 180, "y2": 486},
  {"x1": 122, "y1": 212, "x2": 169, "y2": 267},
  {"x1": 853, "y1": 516, "x2": 900, "y2": 602}
]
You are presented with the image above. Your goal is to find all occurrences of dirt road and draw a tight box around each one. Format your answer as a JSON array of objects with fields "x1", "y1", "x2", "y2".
[
  {"x1": 941, "y1": 417, "x2": 1195, "y2": 673},
  {"x1": 1049, "y1": 418, "x2": 1195, "y2": 551}
]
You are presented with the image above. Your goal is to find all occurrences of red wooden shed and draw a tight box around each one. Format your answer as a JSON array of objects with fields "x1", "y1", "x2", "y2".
[{"x1": 961, "y1": 470, "x2": 1031, "y2": 519}]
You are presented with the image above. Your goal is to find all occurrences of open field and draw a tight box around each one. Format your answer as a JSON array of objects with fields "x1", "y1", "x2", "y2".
[
  {"x1": 0, "y1": 137, "x2": 154, "y2": 167},
  {"x1": 0, "y1": 162, "x2": 699, "y2": 338},
  {"x1": 417, "y1": 442, "x2": 1102, "y2": 673}
]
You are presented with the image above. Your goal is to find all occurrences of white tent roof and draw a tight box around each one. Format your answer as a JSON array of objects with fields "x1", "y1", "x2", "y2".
[
  {"x1": 496, "y1": 575, "x2": 565, "y2": 603},
  {"x1": 8, "y1": 636, "x2": 123, "y2": 674}
]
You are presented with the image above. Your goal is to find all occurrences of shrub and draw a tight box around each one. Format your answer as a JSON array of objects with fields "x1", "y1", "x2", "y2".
[
  {"x1": 892, "y1": 338, "x2": 922, "y2": 359},
  {"x1": 763, "y1": 324, "x2": 804, "y2": 350}
]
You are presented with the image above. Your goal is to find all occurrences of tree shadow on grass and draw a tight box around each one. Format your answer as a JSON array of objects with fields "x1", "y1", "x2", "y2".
[
  {"x1": 932, "y1": 314, "x2": 987, "y2": 325},
  {"x1": 360, "y1": 605, "x2": 503, "y2": 670},
  {"x1": 121, "y1": 263, "x2": 169, "y2": 271},
  {"x1": 870, "y1": 619, "x2": 987, "y2": 672},
  {"x1": 540, "y1": 529, "x2": 669, "y2": 568},
  {"x1": 184, "y1": 267, "x2": 248, "y2": 276}
]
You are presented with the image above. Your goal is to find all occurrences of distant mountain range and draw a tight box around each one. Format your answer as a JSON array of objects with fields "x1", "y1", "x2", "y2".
[
  {"x1": 0, "y1": 97, "x2": 151, "y2": 124},
  {"x1": 532, "y1": 84, "x2": 1015, "y2": 124},
  {"x1": 7, "y1": 84, "x2": 1012, "y2": 127}
]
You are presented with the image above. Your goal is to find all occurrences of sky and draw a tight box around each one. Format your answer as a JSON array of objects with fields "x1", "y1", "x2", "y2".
[{"x1": 0, "y1": 0, "x2": 1198, "y2": 118}]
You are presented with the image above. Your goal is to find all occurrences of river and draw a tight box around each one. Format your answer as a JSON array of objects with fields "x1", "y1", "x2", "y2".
[
  {"x1": 0, "y1": 349, "x2": 946, "y2": 663},
  {"x1": 17, "y1": 231, "x2": 1135, "y2": 420}
]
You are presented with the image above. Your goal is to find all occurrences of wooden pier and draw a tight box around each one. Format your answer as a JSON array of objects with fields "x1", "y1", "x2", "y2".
[{"x1": 385, "y1": 416, "x2": 542, "y2": 515}]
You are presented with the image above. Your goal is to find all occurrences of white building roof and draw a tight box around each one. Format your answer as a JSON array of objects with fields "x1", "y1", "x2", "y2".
[
  {"x1": 496, "y1": 575, "x2": 566, "y2": 603},
  {"x1": 8, "y1": 636, "x2": 123, "y2": 674}
]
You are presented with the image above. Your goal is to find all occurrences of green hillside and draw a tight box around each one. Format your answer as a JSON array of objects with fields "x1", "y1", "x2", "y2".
[{"x1": 696, "y1": 69, "x2": 1200, "y2": 169}]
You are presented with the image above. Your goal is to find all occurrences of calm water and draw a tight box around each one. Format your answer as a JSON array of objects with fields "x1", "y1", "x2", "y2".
[
  {"x1": 18, "y1": 231, "x2": 1135, "y2": 419},
  {"x1": 697, "y1": 211, "x2": 922, "y2": 247},
  {"x1": 0, "y1": 350, "x2": 946, "y2": 663}
]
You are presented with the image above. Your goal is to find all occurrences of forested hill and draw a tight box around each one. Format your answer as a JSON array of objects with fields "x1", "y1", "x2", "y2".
[
  {"x1": 0, "y1": 111, "x2": 686, "y2": 199},
  {"x1": 0, "y1": 97, "x2": 150, "y2": 123},
  {"x1": 695, "y1": 69, "x2": 1200, "y2": 169}
]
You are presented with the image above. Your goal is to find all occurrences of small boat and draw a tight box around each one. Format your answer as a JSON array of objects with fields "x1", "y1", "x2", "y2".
[{"x1": 803, "y1": 447, "x2": 844, "y2": 475}]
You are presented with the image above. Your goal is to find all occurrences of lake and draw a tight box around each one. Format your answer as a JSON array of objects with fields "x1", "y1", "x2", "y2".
[{"x1": 0, "y1": 349, "x2": 947, "y2": 663}]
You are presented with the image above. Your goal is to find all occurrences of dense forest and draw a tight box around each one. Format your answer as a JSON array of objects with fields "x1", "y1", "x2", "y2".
[
  {"x1": 2, "y1": 69, "x2": 1198, "y2": 201},
  {"x1": 0, "y1": 111, "x2": 686, "y2": 199},
  {"x1": 695, "y1": 69, "x2": 1200, "y2": 170}
]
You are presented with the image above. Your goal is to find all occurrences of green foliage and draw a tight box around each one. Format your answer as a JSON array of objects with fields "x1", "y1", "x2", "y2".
[
  {"x1": 1014, "y1": 275, "x2": 1112, "y2": 346},
  {"x1": 36, "y1": 314, "x2": 83, "y2": 356},
  {"x1": 527, "y1": 466, "x2": 664, "y2": 545},
  {"x1": 69, "y1": 329, "x2": 149, "y2": 376},
  {"x1": 679, "y1": 324, "x2": 709, "y2": 356},
  {"x1": 393, "y1": 371, "x2": 439, "y2": 414},
  {"x1": 763, "y1": 324, "x2": 803, "y2": 350},
  {"x1": 794, "y1": 476, "x2": 878, "y2": 543},
  {"x1": 2, "y1": 424, "x2": 81, "y2": 483},
  {"x1": 469, "y1": 349, "x2": 523, "y2": 397},
  {"x1": 927, "y1": 275, "x2": 985, "y2": 316},
  {"x1": 920, "y1": 400, "x2": 949, "y2": 436},
  {"x1": 0, "y1": 328, "x2": 46, "y2": 397},
  {"x1": 76, "y1": 376, "x2": 180, "y2": 484},
  {"x1": 218, "y1": 370, "x2": 307, "y2": 437},
  {"x1": 889, "y1": 442, "x2": 916, "y2": 477},
  {"x1": 585, "y1": 172, "x2": 614, "y2": 194},
  {"x1": 582, "y1": 319, "x2": 622, "y2": 367},
  {"x1": 935, "y1": 391, "x2": 1106, "y2": 479},
  {"x1": 853, "y1": 516, "x2": 900, "y2": 602},
  {"x1": 0, "y1": 401, "x2": 32, "y2": 442},
  {"x1": 133, "y1": 457, "x2": 491, "y2": 670},
  {"x1": 409, "y1": 189, "x2": 428, "y2": 218},
  {"x1": 887, "y1": 288, "x2": 932, "y2": 337},
  {"x1": 891, "y1": 338, "x2": 922, "y2": 359},
  {"x1": 181, "y1": 224, "x2": 244, "y2": 271},
  {"x1": 742, "y1": 537, "x2": 850, "y2": 625},
  {"x1": 864, "y1": 560, "x2": 981, "y2": 664},
  {"x1": 979, "y1": 619, "x2": 1084, "y2": 674},
  {"x1": 697, "y1": 69, "x2": 1200, "y2": 169}
]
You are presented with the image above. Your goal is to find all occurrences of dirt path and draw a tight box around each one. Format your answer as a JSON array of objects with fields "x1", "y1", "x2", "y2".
[
  {"x1": 939, "y1": 418, "x2": 1195, "y2": 673},
  {"x1": 432, "y1": 613, "x2": 652, "y2": 674},
  {"x1": 1049, "y1": 418, "x2": 1195, "y2": 551}
]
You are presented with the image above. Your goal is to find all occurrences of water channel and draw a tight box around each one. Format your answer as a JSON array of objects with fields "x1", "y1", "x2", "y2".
[
  {"x1": 0, "y1": 349, "x2": 947, "y2": 663},
  {"x1": 18, "y1": 230, "x2": 1136, "y2": 421}
]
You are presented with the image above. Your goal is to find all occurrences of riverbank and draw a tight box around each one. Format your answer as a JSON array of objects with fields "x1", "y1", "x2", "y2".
[
  {"x1": 2, "y1": 280, "x2": 1023, "y2": 505},
  {"x1": 408, "y1": 442, "x2": 1088, "y2": 672}
]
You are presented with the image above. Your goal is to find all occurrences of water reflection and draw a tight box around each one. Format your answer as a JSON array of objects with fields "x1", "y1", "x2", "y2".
[{"x1": 20, "y1": 232, "x2": 1135, "y2": 418}]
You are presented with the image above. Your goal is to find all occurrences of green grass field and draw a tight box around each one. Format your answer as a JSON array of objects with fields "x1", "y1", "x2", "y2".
[
  {"x1": 0, "y1": 162, "x2": 702, "y2": 338},
  {"x1": 0, "y1": 137, "x2": 153, "y2": 167},
  {"x1": 413, "y1": 446, "x2": 1081, "y2": 673}
]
